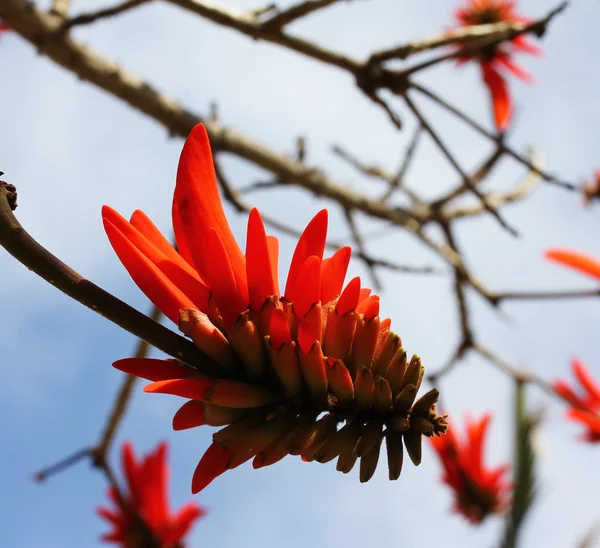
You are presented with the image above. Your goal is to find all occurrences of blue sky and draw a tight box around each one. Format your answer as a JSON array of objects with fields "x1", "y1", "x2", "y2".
[{"x1": 1, "y1": 0, "x2": 600, "y2": 546}]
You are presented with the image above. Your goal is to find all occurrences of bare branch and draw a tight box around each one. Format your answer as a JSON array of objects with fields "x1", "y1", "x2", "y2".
[
  {"x1": 443, "y1": 150, "x2": 543, "y2": 220},
  {"x1": 61, "y1": 0, "x2": 152, "y2": 31},
  {"x1": 260, "y1": 0, "x2": 348, "y2": 30},
  {"x1": 49, "y1": 0, "x2": 70, "y2": 18},
  {"x1": 343, "y1": 208, "x2": 382, "y2": 289},
  {"x1": 491, "y1": 288, "x2": 600, "y2": 303},
  {"x1": 404, "y1": 92, "x2": 519, "y2": 236},
  {"x1": 412, "y1": 83, "x2": 576, "y2": 191}
]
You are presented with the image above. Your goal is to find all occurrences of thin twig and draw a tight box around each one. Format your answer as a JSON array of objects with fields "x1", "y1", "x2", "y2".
[
  {"x1": 343, "y1": 208, "x2": 382, "y2": 289},
  {"x1": 61, "y1": 0, "x2": 151, "y2": 31},
  {"x1": 260, "y1": 0, "x2": 347, "y2": 30},
  {"x1": 412, "y1": 83, "x2": 576, "y2": 191},
  {"x1": 491, "y1": 288, "x2": 600, "y2": 303},
  {"x1": 403, "y1": 92, "x2": 519, "y2": 236},
  {"x1": 95, "y1": 305, "x2": 162, "y2": 458}
]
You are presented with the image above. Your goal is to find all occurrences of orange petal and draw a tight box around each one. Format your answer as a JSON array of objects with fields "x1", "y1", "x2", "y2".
[
  {"x1": 103, "y1": 218, "x2": 195, "y2": 323},
  {"x1": 357, "y1": 295, "x2": 380, "y2": 319},
  {"x1": 173, "y1": 124, "x2": 248, "y2": 300},
  {"x1": 284, "y1": 210, "x2": 328, "y2": 298},
  {"x1": 481, "y1": 63, "x2": 511, "y2": 131},
  {"x1": 572, "y1": 358, "x2": 600, "y2": 404},
  {"x1": 173, "y1": 400, "x2": 207, "y2": 430},
  {"x1": 203, "y1": 229, "x2": 248, "y2": 328},
  {"x1": 289, "y1": 255, "x2": 321, "y2": 319},
  {"x1": 545, "y1": 249, "x2": 600, "y2": 281},
  {"x1": 246, "y1": 209, "x2": 277, "y2": 312},
  {"x1": 320, "y1": 246, "x2": 352, "y2": 305},
  {"x1": 191, "y1": 442, "x2": 233, "y2": 493},
  {"x1": 130, "y1": 209, "x2": 200, "y2": 280},
  {"x1": 269, "y1": 308, "x2": 291, "y2": 350},
  {"x1": 203, "y1": 380, "x2": 278, "y2": 408},
  {"x1": 113, "y1": 358, "x2": 199, "y2": 382},
  {"x1": 144, "y1": 378, "x2": 213, "y2": 399},
  {"x1": 267, "y1": 235, "x2": 280, "y2": 296},
  {"x1": 104, "y1": 207, "x2": 210, "y2": 312},
  {"x1": 336, "y1": 277, "x2": 361, "y2": 315}
]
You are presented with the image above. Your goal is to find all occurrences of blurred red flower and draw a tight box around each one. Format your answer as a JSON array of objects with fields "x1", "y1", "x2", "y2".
[
  {"x1": 453, "y1": 0, "x2": 541, "y2": 130},
  {"x1": 97, "y1": 442, "x2": 205, "y2": 547},
  {"x1": 553, "y1": 359, "x2": 600, "y2": 443},
  {"x1": 430, "y1": 414, "x2": 510, "y2": 523},
  {"x1": 545, "y1": 249, "x2": 600, "y2": 281}
]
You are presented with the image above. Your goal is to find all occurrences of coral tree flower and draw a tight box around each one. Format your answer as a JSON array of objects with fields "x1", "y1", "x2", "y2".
[
  {"x1": 453, "y1": 0, "x2": 541, "y2": 131},
  {"x1": 553, "y1": 359, "x2": 600, "y2": 442},
  {"x1": 430, "y1": 414, "x2": 510, "y2": 524},
  {"x1": 104, "y1": 123, "x2": 448, "y2": 493},
  {"x1": 97, "y1": 442, "x2": 205, "y2": 547},
  {"x1": 545, "y1": 249, "x2": 600, "y2": 281}
]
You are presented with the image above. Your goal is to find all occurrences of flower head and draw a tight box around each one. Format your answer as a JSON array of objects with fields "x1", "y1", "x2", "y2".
[
  {"x1": 452, "y1": 0, "x2": 541, "y2": 130},
  {"x1": 553, "y1": 359, "x2": 600, "y2": 443},
  {"x1": 97, "y1": 442, "x2": 205, "y2": 547},
  {"x1": 430, "y1": 414, "x2": 510, "y2": 524},
  {"x1": 545, "y1": 249, "x2": 600, "y2": 281},
  {"x1": 104, "y1": 123, "x2": 448, "y2": 493}
]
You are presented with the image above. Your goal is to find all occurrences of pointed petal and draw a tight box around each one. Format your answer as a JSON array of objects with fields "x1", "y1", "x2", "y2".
[
  {"x1": 284, "y1": 210, "x2": 328, "y2": 298},
  {"x1": 144, "y1": 378, "x2": 213, "y2": 399},
  {"x1": 267, "y1": 235, "x2": 280, "y2": 296},
  {"x1": 173, "y1": 400, "x2": 207, "y2": 430},
  {"x1": 103, "y1": 206, "x2": 210, "y2": 312},
  {"x1": 482, "y1": 63, "x2": 511, "y2": 131},
  {"x1": 191, "y1": 442, "x2": 233, "y2": 493},
  {"x1": 246, "y1": 209, "x2": 277, "y2": 312},
  {"x1": 495, "y1": 54, "x2": 533, "y2": 83},
  {"x1": 289, "y1": 255, "x2": 322, "y2": 319},
  {"x1": 173, "y1": 124, "x2": 248, "y2": 299},
  {"x1": 113, "y1": 358, "x2": 198, "y2": 382},
  {"x1": 103, "y1": 218, "x2": 195, "y2": 323},
  {"x1": 129, "y1": 209, "x2": 199, "y2": 279},
  {"x1": 164, "y1": 503, "x2": 206, "y2": 543},
  {"x1": 269, "y1": 308, "x2": 291, "y2": 350},
  {"x1": 203, "y1": 229, "x2": 248, "y2": 328},
  {"x1": 320, "y1": 246, "x2": 352, "y2": 305},
  {"x1": 572, "y1": 358, "x2": 600, "y2": 405},
  {"x1": 336, "y1": 277, "x2": 361, "y2": 315},
  {"x1": 545, "y1": 249, "x2": 600, "y2": 280}
]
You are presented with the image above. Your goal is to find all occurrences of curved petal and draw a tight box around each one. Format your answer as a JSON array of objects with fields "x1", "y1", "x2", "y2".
[
  {"x1": 284, "y1": 210, "x2": 328, "y2": 298},
  {"x1": 246, "y1": 208, "x2": 277, "y2": 312},
  {"x1": 336, "y1": 277, "x2": 361, "y2": 315},
  {"x1": 545, "y1": 249, "x2": 600, "y2": 280},
  {"x1": 113, "y1": 358, "x2": 196, "y2": 382},
  {"x1": 289, "y1": 255, "x2": 322, "y2": 319},
  {"x1": 173, "y1": 124, "x2": 248, "y2": 300},
  {"x1": 103, "y1": 218, "x2": 196, "y2": 323},
  {"x1": 267, "y1": 235, "x2": 281, "y2": 296},
  {"x1": 164, "y1": 503, "x2": 205, "y2": 543},
  {"x1": 203, "y1": 229, "x2": 248, "y2": 328},
  {"x1": 481, "y1": 63, "x2": 512, "y2": 131},
  {"x1": 130, "y1": 209, "x2": 200, "y2": 280},
  {"x1": 320, "y1": 246, "x2": 352, "y2": 305},
  {"x1": 192, "y1": 442, "x2": 233, "y2": 493},
  {"x1": 173, "y1": 400, "x2": 207, "y2": 431}
]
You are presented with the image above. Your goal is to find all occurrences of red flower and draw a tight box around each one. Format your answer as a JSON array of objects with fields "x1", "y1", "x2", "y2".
[
  {"x1": 104, "y1": 123, "x2": 447, "y2": 493},
  {"x1": 545, "y1": 249, "x2": 600, "y2": 281},
  {"x1": 553, "y1": 359, "x2": 600, "y2": 443},
  {"x1": 453, "y1": 0, "x2": 541, "y2": 130},
  {"x1": 97, "y1": 442, "x2": 205, "y2": 547},
  {"x1": 0, "y1": 20, "x2": 9, "y2": 33},
  {"x1": 430, "y1": 414, "x2": 510, "y2": 524}
]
